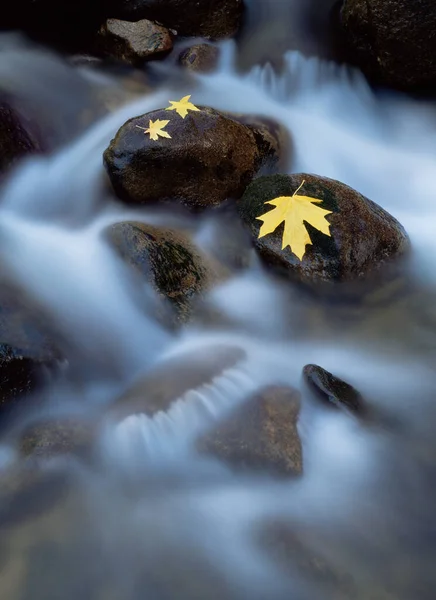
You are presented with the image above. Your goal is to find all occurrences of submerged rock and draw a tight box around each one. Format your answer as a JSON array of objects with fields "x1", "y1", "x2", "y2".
[
  {"x1": 238, "y1": 173, "x2": 409, "y2": 288},
  {"x1": 95, "y1": 18, "x2": 173, "y2": 65},
  {"x1": 103, "y1": 107, "x2": 283, "y2": 209},
  {"x1": 303, "y1": 364, "x2": 364, "y2": 416},
  {"x1": 259, "y1": 522, "x2": 359, "y2": 598},
  {"x1": 198, "y1": 386, "x2": 302, "y2": 477},
  {"x1": 107, "y1": 221, "x2": 226, "y2": 323},
  {"x1": 179, "y1": 44, "x2": 220, "y2": 73},
  {"x1": 110, "y1": 344, "x2": 245, "y2": 420},
  {"x1": 106, "y1": 0, "x2": 243, "y2": 39},
  {"x1": 0, "y1": 461, "x2": 71, "y2": 528},
  {"x1": 340, "y1": 0, "x2": 436, "y2": 91}
]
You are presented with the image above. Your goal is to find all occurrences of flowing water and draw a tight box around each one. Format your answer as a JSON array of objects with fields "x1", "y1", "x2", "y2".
[{"x1": 1, "y1": 1, "x2": 436, "y2": 598}]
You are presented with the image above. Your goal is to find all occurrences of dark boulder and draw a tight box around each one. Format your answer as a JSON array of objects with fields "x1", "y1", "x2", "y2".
[
  {"x1": 339, "y1": 0, "x2": 436, "y2": 91},
  {"x1": 103, "y1": 106, "x2": 284, "y2": 209},
  {"x1": 238, "y1": 173, "x2": 409, "y2": 288}
]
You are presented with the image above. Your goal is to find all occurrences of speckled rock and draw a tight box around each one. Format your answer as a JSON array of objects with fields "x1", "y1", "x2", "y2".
[
  {"x1": 179, "y1": 44, "x2": 220, "y2": 73},
  {"x1": 19, "y1": 418, "x2": 96, "y2": 460},
  {"x1": 107, "y1": 0, "x2": 243, "y2": 39},
  {"x1": 340, "y1": 0, "x2": 436, "y2": 91},
  {"x1": 95, "y1": 18, "x2": 173, "y2": 65},
  {"x1": 103, "y1": 106, "x2": 283, "y2": 209},
  {"x1": 198, "y1": 386, "x2": 302, "y2": 477},
  {"x1": 303, "y1": 364, "x2": 364, "y2": 416},
  {"x1": 238, "y1": 173, "x2": 409, "y2": 287},
  {"x1": 107, "y1": 221, "x2": 226, "y2": 323},
  {"x1": 0, "y1": 101, "x2": 40, "y2": 176}
]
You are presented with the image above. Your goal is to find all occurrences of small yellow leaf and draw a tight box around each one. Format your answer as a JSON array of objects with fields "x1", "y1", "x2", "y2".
[
  {"x1": 136, "y1": 119, "x2": 172, "y2": 141},
  {"x1": 256, "y1": 180, "x2": 333, "y2": 261},
  {"x1": 166, "y1": 95, "x2": 200, "y2": 119}
]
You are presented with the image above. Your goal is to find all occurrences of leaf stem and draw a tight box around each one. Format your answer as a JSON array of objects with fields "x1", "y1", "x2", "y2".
[{"x1": 293, "y1": 180, "x2": 306, "y2": 196}]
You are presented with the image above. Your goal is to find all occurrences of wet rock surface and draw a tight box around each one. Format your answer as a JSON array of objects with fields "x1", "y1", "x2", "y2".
[
  {"x1": 340, "y1": 0, "x2": 436, "y2": 91},
  {"x1": 95, "y1": 18, "x2": 173, "y2": 65},
  {"x1": 106, "y1": 0, "x2": 244, "y2": 39},
  {"x1": 238, "y1": 173, "x2": 409, "y2": 287},
  {"x1": 179, "y1": 44, "x2": 220, "y2": 73},
  {"x1": 198, "y1": 386, "x2": 302, "y2": 477},
  {"x1": 107, "y1": 221, "x2": 226, "y2": 323},
  {"x1": 303, "y1": 363, "x2": 364, "y2": 416},
  {"x1": 104, "y1": 106, "x2": 283, "y2": 209}
]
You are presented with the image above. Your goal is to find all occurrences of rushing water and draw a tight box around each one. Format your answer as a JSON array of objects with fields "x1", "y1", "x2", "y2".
[{"x1": 1, "y1": 2, "x2": 436, "y2": 598}]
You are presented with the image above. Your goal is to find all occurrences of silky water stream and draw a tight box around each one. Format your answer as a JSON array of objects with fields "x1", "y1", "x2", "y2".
[{"x1": 0, "y1": 25, "x2": 436, "y2": 600}]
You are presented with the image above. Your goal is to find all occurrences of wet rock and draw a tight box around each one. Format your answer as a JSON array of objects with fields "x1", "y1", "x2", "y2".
[
  {"x1": 339, "y1": 0, "x2": 436, "y2": 91},
  {"x1": 107, "y1": 221, "x2": 226, "y2": 323},
  {"x1": 0, "y1": 291, "x2": 61, "y2": 415},
  {"x1": 198, "y1": 386, "x2": 302, "y2": 477},
  {"x1": 19, "y1": 418, "x2": 96, "y2": 460},
  {"x1": 238, "y1": 173, "x2": 409, "y2": 288},
  {"x1": 0, "y1": 101, "x2": 40, "y2": 176},
  {"x1": 179, "y1": 44, "x2": 220, "y2": 73},
  {"x1": 103, "y1": 106, "x2": 282, "y2": 209},
  {"x1": 95, "y1": 18, "x2": 173, "y2": 66},
  {"x1": 107, "y1": 0, "x2": 243, "y2": 39},
  {"x1": 223, "y1": 112, "x2": 291, "y2": 173},
  {"x1": 303, "y1": 364, "x2": 364, "y2": 416},
  {"x1": 110, "y1": 344, "x2": 245, "y2": 420}
]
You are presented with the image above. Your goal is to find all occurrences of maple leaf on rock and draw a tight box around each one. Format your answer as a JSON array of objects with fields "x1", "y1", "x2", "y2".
[
  {"x1": 256, "y1": 180, "x2": 333, "y2": 261},
  {"x1": 136, "y1": 119, "x2": 171, "y2": 141},
  {"x1": 166, "y1": 95, "x2": 200, "y2": 118}
]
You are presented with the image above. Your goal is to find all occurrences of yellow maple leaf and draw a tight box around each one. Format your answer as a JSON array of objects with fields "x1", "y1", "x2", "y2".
[
  {"x1": 166, "y1": 95, "x2": 200, "y2": 119},
  {"x1": 136, "y1": 119, "x2": 172, "y2": 141},
  {"x1": 256, "y1": 180, "x2": 333, "y2": 261}
]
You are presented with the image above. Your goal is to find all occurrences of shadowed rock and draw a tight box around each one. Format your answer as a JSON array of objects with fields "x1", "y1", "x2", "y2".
[{"x1": 340, "y1": 0, "x2": 436, "y2": 91}]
